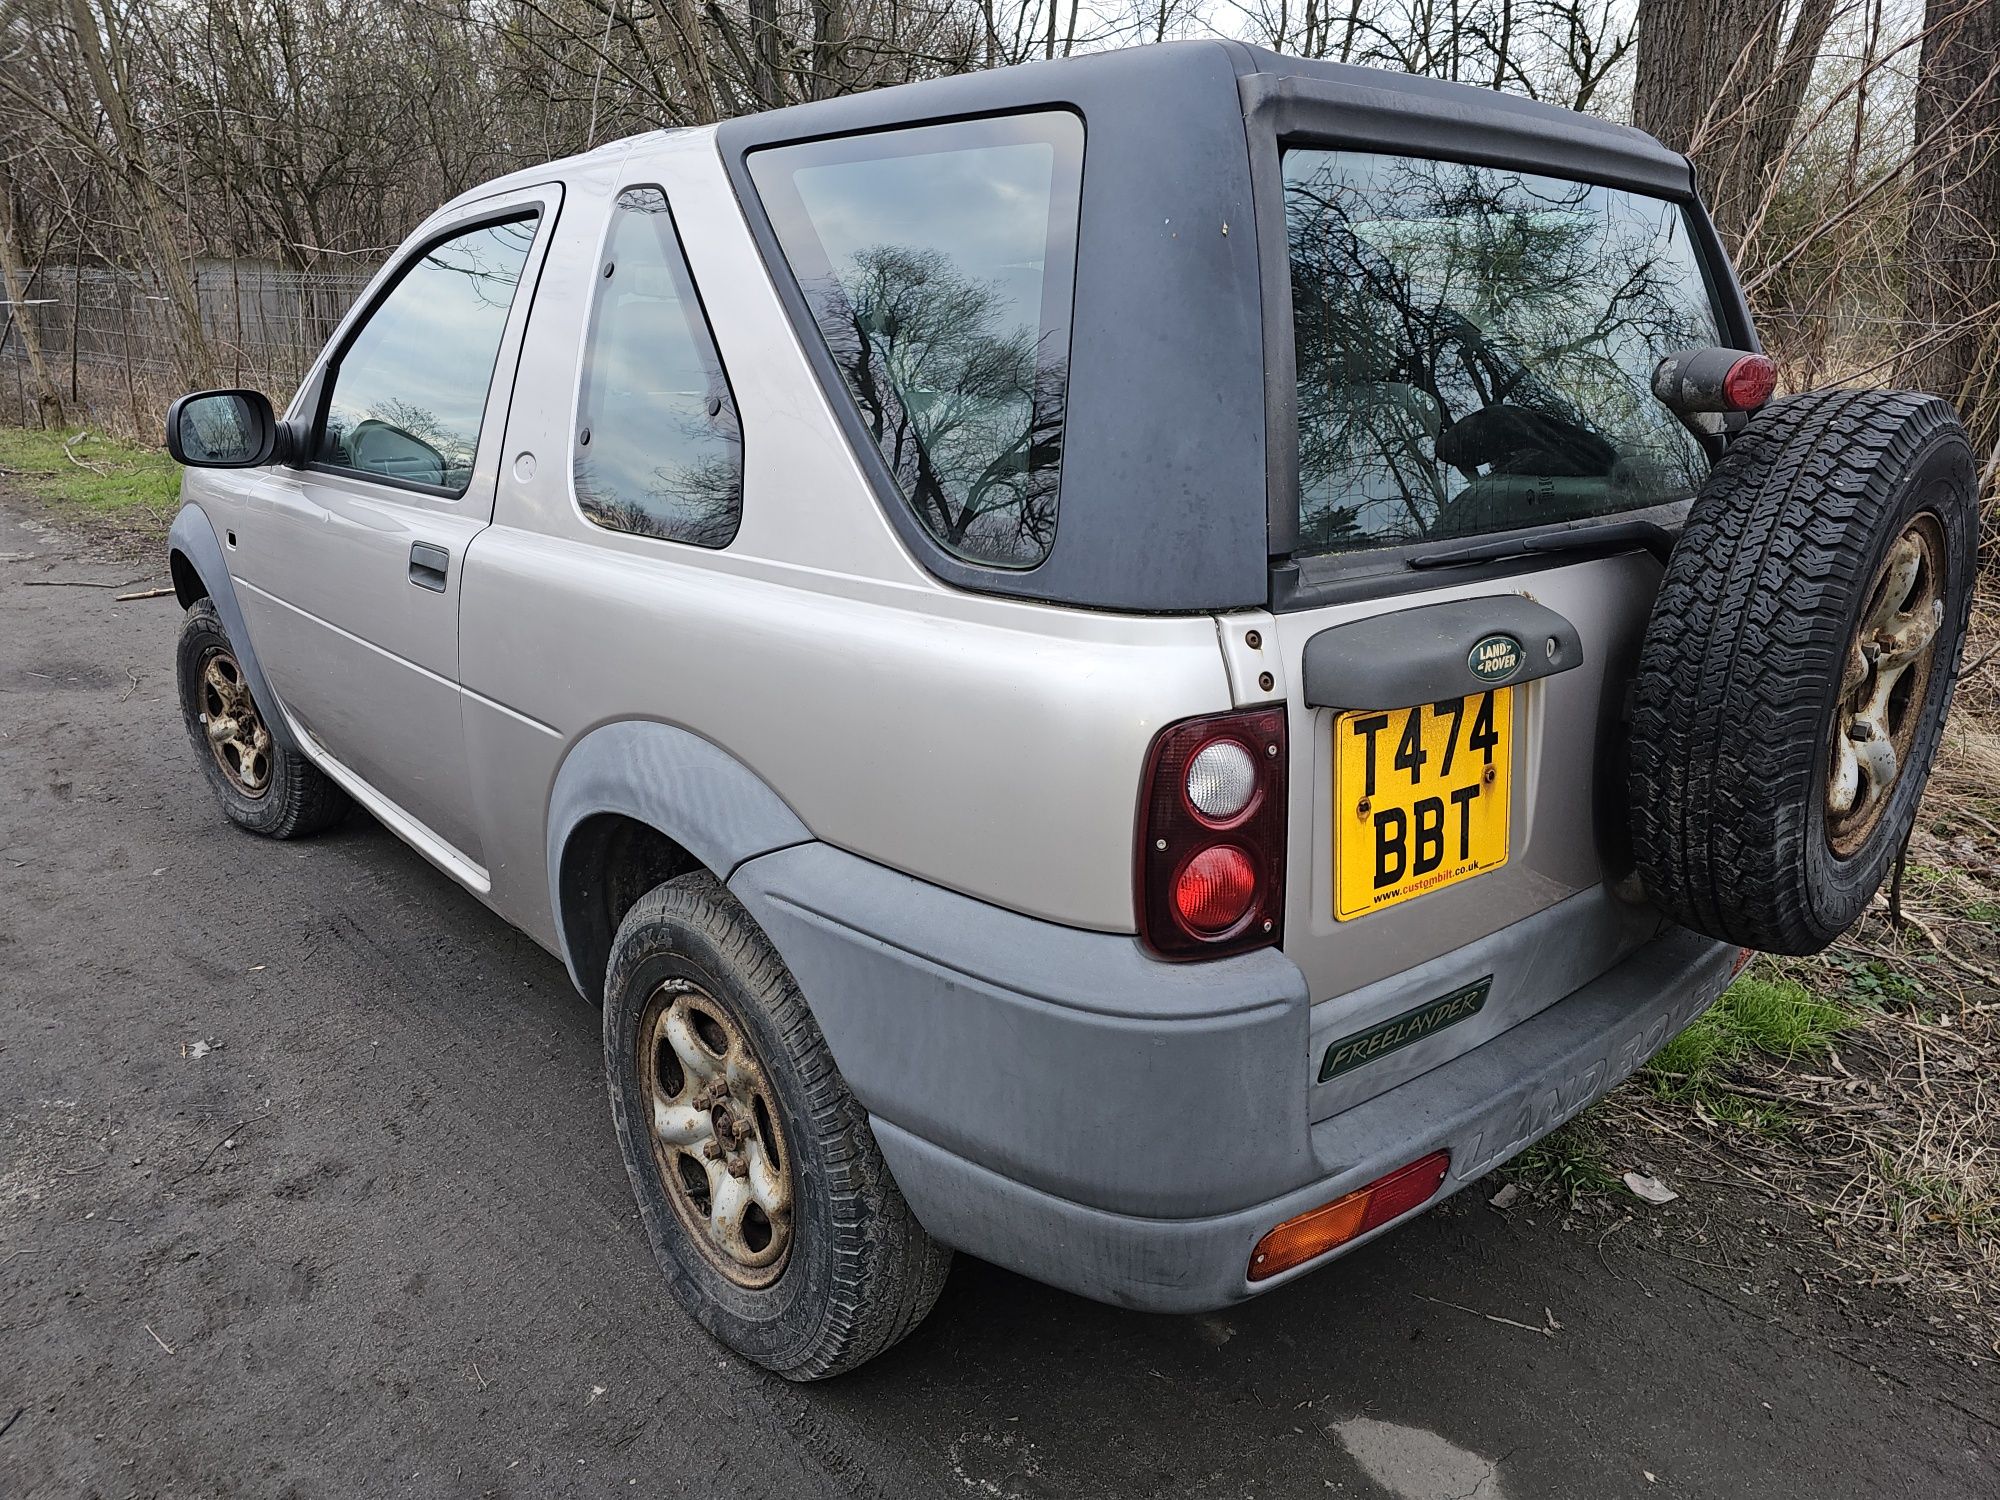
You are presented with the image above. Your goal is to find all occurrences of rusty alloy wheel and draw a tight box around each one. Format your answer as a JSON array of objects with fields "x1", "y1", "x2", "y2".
[
  {"x1": 1826, "y1": 512, "x2": 1947, "y2": 858},
  {"x1": 196, "y1": 648, "x2": 273, "y2": 799},
  {"x1": 639, "y1": 979, "x2": 794, "y2": 1288}
]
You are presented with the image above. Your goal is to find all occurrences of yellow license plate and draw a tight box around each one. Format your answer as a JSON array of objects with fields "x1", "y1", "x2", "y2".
[{"x1": 1333, "y1": 690, "x2": 1512, "y2": 920}]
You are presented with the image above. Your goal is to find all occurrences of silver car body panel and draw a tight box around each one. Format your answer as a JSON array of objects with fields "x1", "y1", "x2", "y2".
[{"x1": 453, "y1": 127, "x2": 1232, "y2": 940}]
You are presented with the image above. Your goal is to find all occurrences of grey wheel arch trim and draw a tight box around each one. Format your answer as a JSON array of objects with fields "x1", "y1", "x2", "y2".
[
  {"x1": 545, "y1": 720, "x2": 813, "y2": 998},
  {"x1": 166, "y1": 502, "x2": 299, "y2": 753}
]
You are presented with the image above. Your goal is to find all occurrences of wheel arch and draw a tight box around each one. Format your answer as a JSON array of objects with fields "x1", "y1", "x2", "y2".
[
  {"x1": 546, "y1": 721, "x2": 813, "y2": 1001},
  {"x1": 165, "y1": 502, "x2": 298, "y2": 752}
]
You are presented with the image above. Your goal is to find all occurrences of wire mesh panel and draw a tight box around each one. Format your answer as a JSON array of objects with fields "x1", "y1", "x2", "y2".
[{"x1": 1, "y1": 260, "x2": 377, "y2": 437}]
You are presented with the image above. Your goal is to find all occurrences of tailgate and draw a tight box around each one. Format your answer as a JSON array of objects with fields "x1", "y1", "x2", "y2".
[
  {"x1": 1254, "y1": 142, "x2": 1741, "y2": 1117},
  {"x1": 1266, "y1": 553, "x2": 1668, "y2": 1119}
]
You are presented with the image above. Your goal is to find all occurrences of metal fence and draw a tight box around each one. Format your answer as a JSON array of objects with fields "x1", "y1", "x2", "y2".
[
  {"x1": 0, "y1": 260, "x2": 377, "y2": 437},
  {"x1": 2, "y1": 263, "x2": 1986, "y2": 457}
]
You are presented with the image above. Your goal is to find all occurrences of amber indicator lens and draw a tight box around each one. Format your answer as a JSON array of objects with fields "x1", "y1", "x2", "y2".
[{"x1": 1247, "y1": 1151, "x2": 1451, "y2": 1281}]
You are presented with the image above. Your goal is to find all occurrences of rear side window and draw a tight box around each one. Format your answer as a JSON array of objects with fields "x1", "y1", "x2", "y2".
[
  {"x1": 316, "y1": 214, "x2": 538, "y2": 494},
  {"x1": 749, "y1": 112, "x2": 1083, "y2": 570},
  {"x1": 1285, "y1": 150, "x2": 1722, "y2": 556},
  {"x1": 575, "y1": 188, "x2": 742, "y2": 548}
]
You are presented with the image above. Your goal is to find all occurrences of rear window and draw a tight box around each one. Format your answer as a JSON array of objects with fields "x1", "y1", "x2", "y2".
[
  {"x1": 1285, "y1": 150, "x2": 1722, "y2": 556},
  {"x1": 749, "y1": 112, "x2": 1083, "y2": 570}
]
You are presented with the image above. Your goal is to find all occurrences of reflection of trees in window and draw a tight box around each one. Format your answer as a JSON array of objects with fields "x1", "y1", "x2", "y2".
[
  {"x1": 421, "y1": 223, "x2": 531, "y2": 312},
  {"x1": 1287, "y1": 154, "x2": 1719, "y2": 553},
  {"x1": 577, "y1": 400, "x2": 742, "y2": 548},
  {"x1": 573, "y1": 188, "x2": 742, "y2": 548},
  {"x1": 810, "y1": 244, "x2": 1063, "y2": 569},
  {"x1": 315, "y1": 214, "x2": 536, "y2": 492}
]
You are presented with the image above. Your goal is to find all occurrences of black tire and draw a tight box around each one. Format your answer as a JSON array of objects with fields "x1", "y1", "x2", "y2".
[
  {"x1": 176, "y1": 598, "x2": 348, "y2": 838},
  {"x1": 1629, "y1": 389, "x2": 1977, "y2": 955},
  {"x1": 603, "y1": 871, "x2": 951, "y2": 1380}
]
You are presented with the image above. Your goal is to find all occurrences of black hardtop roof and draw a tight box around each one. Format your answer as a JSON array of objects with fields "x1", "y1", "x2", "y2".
[
  {"x1": 714, "y1": 39, "x2": 1733, "y2": 615},
  {"x1": 719, "y1": 40, "x2": 1693, "y2": 199}
]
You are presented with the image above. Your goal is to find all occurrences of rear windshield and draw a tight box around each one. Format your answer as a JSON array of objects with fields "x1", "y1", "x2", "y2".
[
  {"x1": 1285, "y1": 150, "x2": 1722, "y2": 557},
  {"x1": 750, "y1": 113, "x2": 1083, "y2": 570}
]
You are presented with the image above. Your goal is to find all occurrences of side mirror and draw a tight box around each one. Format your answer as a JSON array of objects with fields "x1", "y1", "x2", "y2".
[{"x1": 165, "y1": 389, "x2": 291, "y2": 468}]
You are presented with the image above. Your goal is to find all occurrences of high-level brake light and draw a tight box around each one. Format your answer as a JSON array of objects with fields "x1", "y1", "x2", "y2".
[{"x1": 1652, "y1": 346, "x2": 1778, "y2": 415}]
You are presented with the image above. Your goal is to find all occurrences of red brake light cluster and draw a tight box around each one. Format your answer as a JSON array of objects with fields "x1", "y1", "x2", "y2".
[
  {"x1": 1721, "y1": 353, "x2": 1777, "y2": 411},
  {"x1": 1136, "y1": 708, "x2": 1287, "y2": 959}
]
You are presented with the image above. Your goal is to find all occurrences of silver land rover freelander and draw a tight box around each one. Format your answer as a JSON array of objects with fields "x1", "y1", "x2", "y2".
[{"x1": 161, "y1": 42, "x2": 1980, "y2": 1378}]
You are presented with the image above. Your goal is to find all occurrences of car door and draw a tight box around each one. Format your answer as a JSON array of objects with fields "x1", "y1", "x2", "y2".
[{"x1": 231, "y1": 186, "x2": 560, "y2": 876}]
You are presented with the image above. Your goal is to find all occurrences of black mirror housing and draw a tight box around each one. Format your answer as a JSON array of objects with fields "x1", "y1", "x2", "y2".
[{"x1": 165, "y1": 389, "x2": 292, "y2": 468}]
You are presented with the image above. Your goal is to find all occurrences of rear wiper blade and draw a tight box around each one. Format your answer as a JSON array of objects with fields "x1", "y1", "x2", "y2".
[{"x1": 1407, "y1": 519, "x2": 1675, "y2": 570}]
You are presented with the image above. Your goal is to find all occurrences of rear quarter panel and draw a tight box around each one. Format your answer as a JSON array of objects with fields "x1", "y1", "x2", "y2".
[{"x1": 458, "y1": 130, "x2": 1232, "y2": 940}]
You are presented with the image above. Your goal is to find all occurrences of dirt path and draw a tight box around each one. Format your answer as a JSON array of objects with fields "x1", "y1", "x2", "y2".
[{"x1": 1, "y1": 491, "x2": 1994, "y2": 1500}]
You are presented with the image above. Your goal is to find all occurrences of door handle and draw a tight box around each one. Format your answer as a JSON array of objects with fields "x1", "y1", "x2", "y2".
[{"x1": 409, "y1": 542, "x2": 449, "y2": 592}]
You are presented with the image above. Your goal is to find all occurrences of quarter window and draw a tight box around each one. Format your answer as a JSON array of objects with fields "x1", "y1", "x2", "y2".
[
  {"x1": 575, "y1": 188, "x2": 743, "y2": 548},
  {"x1": 750, "y1": 113, "x2": 1083, "y2": 570},
  {"x1": 315, "y1": 214, "x2": 539, "y2": 494}
]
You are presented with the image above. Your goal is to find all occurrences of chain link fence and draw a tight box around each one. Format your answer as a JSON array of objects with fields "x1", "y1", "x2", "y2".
[{"x1": 0, "y1": 260, "x2": 377, "y2": 438}]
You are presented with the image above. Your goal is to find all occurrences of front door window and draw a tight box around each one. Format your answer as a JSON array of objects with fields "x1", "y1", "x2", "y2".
[{"x1": 314, "y1": 215, "x2": 540, "y2": 495}]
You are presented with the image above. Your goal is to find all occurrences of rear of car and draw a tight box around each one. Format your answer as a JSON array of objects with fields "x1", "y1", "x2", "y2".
[{"x1": 713, "y1": 42, "x2": 1748, "y2": 1307}]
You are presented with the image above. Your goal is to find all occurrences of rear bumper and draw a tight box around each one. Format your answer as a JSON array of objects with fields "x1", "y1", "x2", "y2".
[{"x1": 730, "y1": 842, "x2": 1737, "y2": 1313}]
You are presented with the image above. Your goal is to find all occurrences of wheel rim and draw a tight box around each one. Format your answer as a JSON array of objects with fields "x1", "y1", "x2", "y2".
[
  {"x1": 198, "y1": 648, "x2": 273, "y2": 799},
  {"x1": 638, "y1": 980, "x2": 794, "y2": 1288},
  {"x1": 1826, "y1": 512, "x2": 1947, "y2": 857}
]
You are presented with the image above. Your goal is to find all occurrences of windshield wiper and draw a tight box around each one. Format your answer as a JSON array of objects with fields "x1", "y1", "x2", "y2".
[{"x1": 1407, "y1": 518, "x2": 1675, "y2": 570}]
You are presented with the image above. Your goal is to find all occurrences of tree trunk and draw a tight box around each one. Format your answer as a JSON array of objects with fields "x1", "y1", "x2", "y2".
[
  {"x1": 1906, "y1": 0, "x2": 2000, "y2": 466},
  {"x1": 748, "y1": 0, "x2": 782, "y2": 108},
  {"x1": 0, "y1": 163, "x2": 64, "y2": 425},
  {"x1": 661, "y1": 0, "x2": 720, "y2": 121},
  {"x1": 1633, "y1": 0, "x2": 1838, "y2": 255},
  {"x1": 1633, "y1": 0, "x2": 1705, "y2": 151},
  {"x1": 64, "y1": 0, "x2": 212, "y2": 388},
  {"x1": 811, "y1": 0, "x2": 848, "y2": 98}
]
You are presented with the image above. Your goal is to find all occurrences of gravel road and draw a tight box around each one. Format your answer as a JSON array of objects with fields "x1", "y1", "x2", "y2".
[{"x1": 2, "y1": 491, "x2": 1994, "y2": 1499}]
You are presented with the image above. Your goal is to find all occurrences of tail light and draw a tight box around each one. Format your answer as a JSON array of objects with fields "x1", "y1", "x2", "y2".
[
  {"x1": 1136, "y1": 708, "x2": 1287, "y2": 959},
  {"x1": 1720, "y1": 354, "x2": 1777, "y2": 411}
]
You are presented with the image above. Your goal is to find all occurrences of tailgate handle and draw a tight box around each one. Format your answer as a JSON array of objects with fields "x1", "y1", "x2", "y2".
[
  {"x1": 408, "y1": 542, "x2": 450, "y2": 592},
  {"x1": 1301, "y1": 595, "x2": 1582, "y2": 711}
]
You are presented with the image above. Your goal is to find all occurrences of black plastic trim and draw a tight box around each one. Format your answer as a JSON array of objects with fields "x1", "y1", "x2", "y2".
[
  {"x1": 1272, "y1": 498, "x2": 1691, "y2": 611},
  {"x1": 1301, "y1": 594, "x2": 1584, "y2": 711}
]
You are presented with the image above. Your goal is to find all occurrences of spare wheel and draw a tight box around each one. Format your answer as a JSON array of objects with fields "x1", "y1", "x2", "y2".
[{"x1": 1628, "y1": 388, "x2": 1978, "y2": 955}]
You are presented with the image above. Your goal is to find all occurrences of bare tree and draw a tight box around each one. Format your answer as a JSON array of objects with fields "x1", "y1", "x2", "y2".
[
  {"x1": 0, "y1": 154, "x2": 64, "y2": 422},
  {"x1": 1904, "y1": 0, "x2": 2000, "y2": 466},
  {"x1": 1634, "y1": 0, "x2": 1843, "y2": 251}
]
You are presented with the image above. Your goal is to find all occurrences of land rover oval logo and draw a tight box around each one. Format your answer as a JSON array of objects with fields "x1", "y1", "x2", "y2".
[{"x1": 1469, "y1": 633, "x2": 1523, "y2": 683}]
